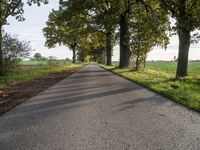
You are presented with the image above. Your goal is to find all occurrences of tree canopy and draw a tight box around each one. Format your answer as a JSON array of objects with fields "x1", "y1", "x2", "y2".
[
  {"x1": 3, "y1": 0, "x2": 199, "y2": 78},
  {"x1": 160, "y1": 0, "x2": 200, "y2": 77}
]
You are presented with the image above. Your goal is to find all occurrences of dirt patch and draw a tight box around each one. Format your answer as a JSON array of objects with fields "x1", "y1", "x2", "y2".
[{"x1": 0, "y1": 66, "x2": 82, "y2": 114}]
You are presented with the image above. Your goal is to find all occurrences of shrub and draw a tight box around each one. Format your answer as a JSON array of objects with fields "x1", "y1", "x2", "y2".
[
  {"x1": 33, "y1": 53, "x2": 42, "y2": 61},
  {"x1": 48, "y1": 57, "x2": 60, "y2": 67},
  {"x1": 1, "y1": 33, "x2": 32, "y2": 75}
]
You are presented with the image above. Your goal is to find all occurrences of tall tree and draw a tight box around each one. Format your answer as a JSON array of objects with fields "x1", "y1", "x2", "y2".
[
  {"x1": 0, "y1": 0, "x2": 48, "y2": 75},
  {"x1": 86, "y1": 0, "x2": 120, "y2": 66},
  {"x1": 118, "y1": 0, "x2": 150, "y2": 68},
  {"x1": 43, "y1": 8, "x2": 87, "y2": 63},
  {"x1": 62, "y1": 0, "x2": 120, "y2": 65},
  {"x1": 119, "y1": 0, "x2": 131, "y2": 68},
  {"x1": 160, "y1": 0, "x2": 200, "y2": 77},
  {"x1": 130, "y1": 1, "x2": 169, "y2": 70}
]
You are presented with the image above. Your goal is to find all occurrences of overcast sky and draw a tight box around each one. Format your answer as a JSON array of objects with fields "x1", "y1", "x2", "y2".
[{"x1": 4, "y1": 0, "x2": 200, "y2": 61}]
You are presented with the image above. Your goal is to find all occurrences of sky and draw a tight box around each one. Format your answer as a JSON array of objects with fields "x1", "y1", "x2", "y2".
[{"x1": 4, "y1": 0, "x2": 200, "y2": 61}]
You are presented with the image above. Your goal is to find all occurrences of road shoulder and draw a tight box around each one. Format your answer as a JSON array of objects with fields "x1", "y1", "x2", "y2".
[{"x1": 0, "y1": 66, "x2": 83, "y2": 114}]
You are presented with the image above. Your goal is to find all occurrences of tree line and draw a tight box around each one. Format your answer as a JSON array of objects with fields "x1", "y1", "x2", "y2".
[
  {"x1": 43, "y1": 0, "x2": 200, "y2": 78},
  {"x1": 0, "y1": 0, "x2": 200, "y2": 78}
]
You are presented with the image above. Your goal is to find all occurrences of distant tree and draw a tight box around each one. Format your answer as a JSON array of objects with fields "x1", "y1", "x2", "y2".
[
  {"x1": 48, "y1": 56, "x2": 56, "y2": 60},
  {"x1": 65, "y1": 58, "x2": 71, "y2": 61},
  {"x1": 47, "y1": 56, "x2": 59, "y2": 66},
  {"x1": 60, "y1": 0, "x2": 120, "y2": 65},
  {"x1": 173, "y1": 56, "x2": 177, "y2": 62},
  {"x1": 33, "y1": 53, "x2": 42, "y2": 61},
  {"x1": 2, "y1": 33, "x2": 32, "y2": 74},
  {"x1": 77, "y1": 32, "x2": 106, "y2": 63},
  {"x1": 0, "y1": 0, "x2": 48, "y2": 75}
]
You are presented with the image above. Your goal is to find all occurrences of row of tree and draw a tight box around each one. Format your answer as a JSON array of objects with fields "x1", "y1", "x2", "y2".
[
  {"x1": 0, "y1": 1, "x2": 200, "y2": 78},
  {"x1": 43, "y1": 0, "x2": 200, "y2": 78}
]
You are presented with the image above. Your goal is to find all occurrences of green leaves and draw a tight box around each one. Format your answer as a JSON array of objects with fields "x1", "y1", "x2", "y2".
[
  {"x1": 0, "y1": 0, "x2": 48, "y2": 26},
  {"x1": 43, "y1": 3, "x2": 89, "y2": 55},
  {"x1": 160, "y1": 0, "x2": 200, "y2": 32},
  {"x1": 0, "y1": 0, "x2": 24, "y2": 25},
  {"x1": 27, "y1": 0, "x2": 48, "y2": 6}
]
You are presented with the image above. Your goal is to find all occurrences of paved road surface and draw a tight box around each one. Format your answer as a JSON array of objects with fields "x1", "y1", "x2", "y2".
[{"x1": 1, "y1": 63, "x2": 200, "y2": 150}]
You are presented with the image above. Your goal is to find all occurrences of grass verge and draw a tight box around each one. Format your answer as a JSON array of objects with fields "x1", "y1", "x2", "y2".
[
  {"x1": 0, "y1": 64, "x2": 80, "y2": 86},
  {"x1": 0, "y1": 64, "x2": 82, "y2": 114},
  {"x1": 101, "y1": 64, "x2": 200, "y2": 111}
]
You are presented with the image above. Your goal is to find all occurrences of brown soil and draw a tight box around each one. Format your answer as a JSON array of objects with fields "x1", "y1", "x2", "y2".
[{"x1": 0, "y1": 66, "x2": 82, "y2": 114}]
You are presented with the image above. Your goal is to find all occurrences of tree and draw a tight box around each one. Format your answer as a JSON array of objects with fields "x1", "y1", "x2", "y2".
[
  {"x1": 0, "y1": 0, "x2": 48, "y2": 75},
  {"x1": 118, "y1": 0, "x2": 148, "y2": 68},
  {"x1": 130, "y1": 1, "x2": 169, "y2": 70},
  {"x1": 33, "y1": 53, "x2": 42, "y2": 61},
  {"x1": 159, "y1": 0, "x2": 200, "y2": 77},
  {"x1": 119, "y1": 0, "x2": 131, "y2": 68},
  {"x1": 62, "y1": 0, "x2": 120, "y2": 65},
  {"x1": 2, "y1": 33, "x2": 32, "y2": 74},
  {"x1": 89, "y1": 0, "x2": 121, "y2": 66},
  {"x1": 77, "y1": 31, "x2": 106, "y2": 63},
  {"x1": 43, "y1": 8, "x2": 87, "y2": 63}
]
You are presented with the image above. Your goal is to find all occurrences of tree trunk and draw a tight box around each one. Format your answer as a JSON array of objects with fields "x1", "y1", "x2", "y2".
[
  {"x1": 0, "y1": 0, "x2": 3, "y2": 76},
  {"x1": 0, "y1": 24, "x2": 3, "y2": 76},
  {"x1": 72, "y1": 47, "x2": 76, "y2": 64},
  {"x1": 176, "y1": 1, "x2": 191, "y2": 78},
  {"x1": 176, "y1": 30, "x2": 191, "y2": 78},
  {"x1": 106, "y1": 32, "x2": 112, "y2": 66},
  {"x1": 71, "y1": 39, "x2": 77, "y2": 64},
  {"x1": 101, "y1": 49, "x2": 106, "y2": 64},
  {"x1": 143, "y1": 52, "x2": 147, "y2": 69},
  {"x1": 119, "y1": 0, "x2": 131, "y2": 68},
  {"x1": 119, "y1": 14, "x2": 131, "y2": 68},
  {"x1": 135, "y1": 49, "x2": 140, "y2": 71}
]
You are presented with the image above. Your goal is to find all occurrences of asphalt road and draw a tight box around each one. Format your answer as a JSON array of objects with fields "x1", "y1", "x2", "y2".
[{"x1": 1, "y1": 63, "x2": 200, "y2": 150}]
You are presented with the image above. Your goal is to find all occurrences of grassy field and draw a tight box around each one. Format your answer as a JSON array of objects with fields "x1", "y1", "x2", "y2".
[
  {"x1": 102, "y1": 61, "x2": 200, "y2": 111},
  {"x1": 147, "y1": 61, "x2": 200, "y2": 77},
  {"x1": 19, "y1": 60, "x2": 49, "y2": 66},
  {"x1": 19, "y1": 60, "x2": 72, "y2": 66},
  {"x1": 0, "y1": 60, "x2": 80, "y2": 86}
]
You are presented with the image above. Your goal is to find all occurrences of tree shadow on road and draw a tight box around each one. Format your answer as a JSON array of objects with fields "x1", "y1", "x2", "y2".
[{"x1": 114, "y1": 95, "x2": 168, "y2": 112}]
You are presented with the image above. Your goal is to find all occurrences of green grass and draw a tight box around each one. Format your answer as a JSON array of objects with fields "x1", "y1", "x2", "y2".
[
  {"x1": 19, "y1": 60, "x2": 72, "y2": 66},
  {"x1": 0, "y1": 63, "x2": 80, "y2": 86},
  {"x1": 101, "y1": 61, "x2": 200, "y2": 111},
  {"x1": 19, "y1": 60, "x2": 48, "y2": 66},
  {"x1": 112, "y1": 61, "x2": 119, "y2": 66},
  {"x1": 147, "y1": 61, "x2": 200, "y2": 77}
]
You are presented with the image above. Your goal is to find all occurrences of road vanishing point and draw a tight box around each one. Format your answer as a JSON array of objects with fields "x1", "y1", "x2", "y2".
[{"x1": 1, "y1": 63, "x2": 200, "y2": 150}]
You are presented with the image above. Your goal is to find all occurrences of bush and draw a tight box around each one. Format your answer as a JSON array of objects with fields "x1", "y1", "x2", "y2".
[
  {"x1": 33, "y1": 53, "x2": 42, "y2": 61},
  {"x1": 48, "y1": 57, "x2": 60, "y2": 67},
  {"x1": 1, "y1": 33, "x2": 32, "y2": 75}
]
